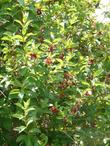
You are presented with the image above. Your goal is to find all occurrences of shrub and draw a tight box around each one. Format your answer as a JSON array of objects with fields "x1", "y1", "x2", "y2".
[{"x1": 0, "y1": 0, "x2": 110, "y2": 145}]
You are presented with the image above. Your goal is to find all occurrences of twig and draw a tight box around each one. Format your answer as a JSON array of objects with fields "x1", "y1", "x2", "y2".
[{"x1": 0, "y1": 90, "x2": 7, "y2": 98}]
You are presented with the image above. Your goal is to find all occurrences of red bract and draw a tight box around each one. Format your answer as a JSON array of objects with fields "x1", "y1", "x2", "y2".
[
  {"x1": 50, "y1": 106, "x2": 59, "y2": 113},
  {"x1": 29, "y1": 53, "x2": 37, "y2": 60},
  {"x1": 44, "y1": 57, "x2": 52, "y2": 65}
]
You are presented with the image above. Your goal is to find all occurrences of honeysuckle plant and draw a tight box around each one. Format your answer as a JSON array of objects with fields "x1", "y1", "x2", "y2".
[{"x1": 0, "y1": 0, "x2": 110, "y2": 146}]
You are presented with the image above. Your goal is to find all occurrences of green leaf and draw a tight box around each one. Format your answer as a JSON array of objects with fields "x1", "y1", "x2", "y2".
[
  {"x1": 24, "y1": 135, "x2": 33, "y2": 146},
  {"x1": 1, "y1": 36, "x2": 12, "y2": 42},
  {"x1": 12, "y1": 35, "x2": 23, "y2": 42},
  {"x1": 9, "y1": 89, "x2": 20, "y2": 99},
  {"x1": 22, "y1": 20, "x2": 32, "y2": 35},
  {"x1": 27, "y1": 107, "x2": 35, "y2": 113},
  {"x1": 29, "y1": 128, "x2": 41, "y2": 134},
  {"x1": 34, "y1": 142, "x2": 39, "y2": 146},
  {"x1": 26, "y1": 119, "x2": 34, "y2": 127},
  {"x1": 17, "y1": 0, "x2": 25, "y2": 6},
  {"x1": 23, "y1": 99, "x2": 30, "y2": 109},
  {"x1": 14, "y1": 126, "x2": 26, "y2": 133},
  {"x1": 13, "y1": 114, "x2": 24, "y2": 120},
  {"x1": 3, "y1": 118, "x2": 12, "y2": 130},
  {"x1": 24, "y1": 33, "x2": 35, "y2": 42},
  {"x1": 16, "y1": 134, "x2": 26, "y2": 143},
  {"x1": 15, "y1": 20, "x2": 23, "y2": 27},
  {"x1": 40, "y1": 134, "x2": 48, "y2": 146},
  {"x1": 15, "y1": 103, "x2": 24, "y2": 110}
]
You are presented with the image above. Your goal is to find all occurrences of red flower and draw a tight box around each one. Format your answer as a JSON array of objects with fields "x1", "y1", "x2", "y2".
[
  {"x1": 64, "y1": 72, "x2": 72, "y2": 79},
  {"x1": 71, "y1": 106, "x2": 77, "y2": 115},
  {"x1": 88, "y1": 59, "x2": 94, "y2": 65},
  {"x1": 29, "y1": 53, "x2": 37, "y2": 60},
  {"x1": 58, "y1": 92, "x2": 65, "y2": 98},
  {"x1": 71, "y1": 101, "x2": 81, "y2": 115},
  {"x1": 50, "y1": 106, "x2": 59, "y2": 113},
  {"x1": 85, "y1": 90, "x2": 92, "y2": 96},
  {"x1": 44, "y1": 57, "x2": 52, "y2": 65},
  {"x1": 59, "y1": 81, "x2": 67, "y2": 90},
  {"x1": 48, "y1": 45, "x2": 55, "y2": 53},
  {"x1": 59, "y1": 53, "x2": 64, "y2": 60}
]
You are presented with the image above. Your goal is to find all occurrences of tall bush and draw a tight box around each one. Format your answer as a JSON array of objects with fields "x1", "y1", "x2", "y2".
[{"x1": 0, "y1": 0, "x2": 110, "y2": 145}]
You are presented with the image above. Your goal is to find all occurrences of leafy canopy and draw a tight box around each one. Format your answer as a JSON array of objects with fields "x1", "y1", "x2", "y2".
[{"x1": 0, "y1": 0, "x2": 110, "y2": 146}]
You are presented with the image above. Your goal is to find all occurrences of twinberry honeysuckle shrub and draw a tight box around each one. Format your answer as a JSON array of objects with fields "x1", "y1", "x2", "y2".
[{"x1": 0, "y1": 0, "x2": 110, "y2": 146}]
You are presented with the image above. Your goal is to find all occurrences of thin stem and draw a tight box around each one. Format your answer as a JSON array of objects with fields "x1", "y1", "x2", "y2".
[{"x1": 0, "y1": 90, "x2": 7, "y2": 98}]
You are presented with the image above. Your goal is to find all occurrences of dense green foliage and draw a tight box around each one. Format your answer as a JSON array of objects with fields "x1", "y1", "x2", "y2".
[{"x1": 0, "y1": 0, "x2": 110, "y2": 145}]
